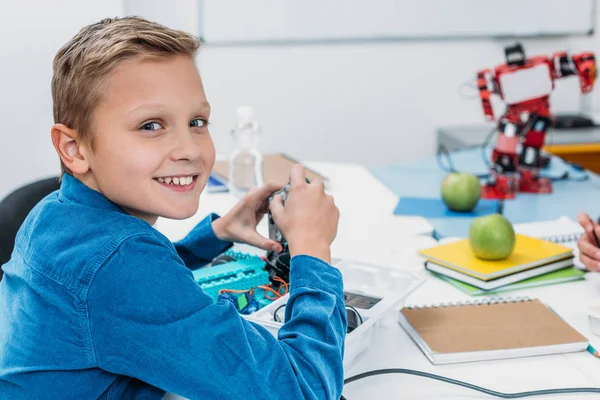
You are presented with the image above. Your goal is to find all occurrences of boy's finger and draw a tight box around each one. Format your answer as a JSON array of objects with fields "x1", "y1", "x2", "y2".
[
  {"x1": 577, "y1": 212, "x2": 594, "y2": 233},
  {"x1": 580, "y1": 253, "x2": 600, "y2": 272},
  {"x1": 269, "y1": 195, "x2": 284, "y2": 222},
  {"x1": 243, "y1": 231, "x2": 282, "y2": 253},
  {"x1": 290, "y1": 164, "x2": 306, "y2": 188},
  {"x1": 311, "y1": 179, "x2": 325, "y2": 190},
  {"x1": 579, "y1": 237, "x2": 600, "y2": 258},
  {"x1": 250, "y1": 181, "x2": 284, "y2": 201}
]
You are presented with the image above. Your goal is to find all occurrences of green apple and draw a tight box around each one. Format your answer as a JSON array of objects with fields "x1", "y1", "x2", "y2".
[
  {"x1": 469, "y1": 214, "x2": 516, "y2": 260},
  {"x1": 441, "y1": 172, "x2": 481, "y2": 212}
]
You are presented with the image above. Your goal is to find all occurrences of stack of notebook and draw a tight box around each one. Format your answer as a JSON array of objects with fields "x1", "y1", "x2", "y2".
[{"x1": 419, "y1": 234, "x2": 575, "y2": 291}]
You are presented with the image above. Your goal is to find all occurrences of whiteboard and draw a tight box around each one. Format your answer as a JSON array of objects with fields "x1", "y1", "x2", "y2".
[{"x1": 198, "y1": 0, "x2": 597, "y2": 44}]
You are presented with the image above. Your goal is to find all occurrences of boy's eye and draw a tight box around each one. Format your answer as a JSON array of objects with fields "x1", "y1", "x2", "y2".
[
  {"x1": 190, "y1": 118, "x2": 208, "y2": 128},
  {"x1": 140, "y1": 122, "x2": 162, "y2": 131}
]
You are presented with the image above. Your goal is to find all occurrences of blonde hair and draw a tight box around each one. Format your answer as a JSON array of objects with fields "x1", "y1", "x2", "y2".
[{"x1": 52, "y1": 16, "x2": 200, "y2": 175}]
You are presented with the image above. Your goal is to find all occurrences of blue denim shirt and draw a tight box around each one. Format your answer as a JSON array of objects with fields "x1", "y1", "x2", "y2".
[{"x1": 0, "y1": 174, "x2": 346, "y2": 399}]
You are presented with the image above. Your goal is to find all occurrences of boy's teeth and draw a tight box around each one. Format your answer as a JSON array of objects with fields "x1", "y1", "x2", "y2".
[{"x1": 158, "y1": 176, "x2": 194, "y2": 185}]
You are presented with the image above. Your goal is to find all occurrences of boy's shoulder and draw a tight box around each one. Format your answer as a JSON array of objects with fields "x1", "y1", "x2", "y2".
[{"x1": 12, "y1": 190, "x2": 171, "y2": 296}]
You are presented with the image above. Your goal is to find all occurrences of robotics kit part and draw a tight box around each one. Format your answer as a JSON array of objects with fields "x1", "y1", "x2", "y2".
[
  {"x1": 265, "y1": 180, "x2": 311, "y2": 283},
  {"x1": 192, "y1": 251, "x2": 270, "y2": 302}
]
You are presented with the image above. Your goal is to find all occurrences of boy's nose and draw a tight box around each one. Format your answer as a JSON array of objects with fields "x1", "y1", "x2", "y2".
[{"x1": 169, "y1": 128, "x2": 202, "y2": 162}]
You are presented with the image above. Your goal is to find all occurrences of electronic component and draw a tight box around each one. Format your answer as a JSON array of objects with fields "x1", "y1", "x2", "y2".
[
  {"x1": 345, "y1": 305, "x2": 363, "y2": 333},
  {"x1": 265, "y1": 178, "x2": 313, "y2": 283},
  {"x1": 344, "y1": 292, "x2": 382, "y2": 310},
  {"x1": 195, "y1": 250, "x2": 289, "y2": 312},
  {"x1": 268, "y1": 182, "x2": 290, "y2": 244},
  {"x1": 192, "y1": 251, "x2": 270, "y2": 302},
  {"x1": 218, "y1": 291, "x2": 260, "y2": 315},
  {"x1": 273, "y1": 299, "x2": 365, "y2": 334},
  {"x1": 265, "y1": 182, "x2": 292, "y2": 282}
]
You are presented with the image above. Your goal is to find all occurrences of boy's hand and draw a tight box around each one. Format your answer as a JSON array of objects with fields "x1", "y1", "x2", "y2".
[
  {"x1": 212, "y1": 182, "x2": 284, "y2": 252},
  {"x1": 577, "y1": 212, "x2": 600, "y2": 271},
  {"x1": 269, "y1": 164, "x2": 339, "y2": 264}
]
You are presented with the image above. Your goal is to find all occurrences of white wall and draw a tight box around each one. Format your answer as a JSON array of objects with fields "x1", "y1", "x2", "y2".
[
  {"x1": 199, "y1": 37, "x2": 597, "y2": 167},
  {"x1": 0, "y1": 0, "x2": 122, "y2": 200},
  {"x1": 126, "y1": 0, "x2": 600, "y2": 167},
  {"x1": 1, "y1": 0, "x2": 599, "y2": 199}
]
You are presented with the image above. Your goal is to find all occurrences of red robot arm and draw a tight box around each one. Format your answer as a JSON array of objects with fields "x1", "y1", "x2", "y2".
[
  {"x1": 552, "y1": 51, "x2": 597, "y2": 93},
  {"x1": 476, "y1": 68, "x2": 495, "y2": 121},
  {"x1": 573, "y1": 52, "x2": 597, "y2": 93}
]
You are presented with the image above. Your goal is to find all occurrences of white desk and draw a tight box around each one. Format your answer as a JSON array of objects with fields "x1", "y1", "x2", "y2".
[
  {"x1": 159, "y1": 161, "x2": 600, "y2": 399},
  {"x1": 157, "y1": 161, "x2": 435, "y2": 264}
]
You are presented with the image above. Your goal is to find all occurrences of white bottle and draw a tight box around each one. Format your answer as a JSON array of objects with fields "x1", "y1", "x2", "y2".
[{"x1": 228, "y1": 106, "x2": 264, "y2": 198}]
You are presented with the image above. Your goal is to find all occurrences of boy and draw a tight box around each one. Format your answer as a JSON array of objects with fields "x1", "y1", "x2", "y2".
[{"x1": 0, "y1": 17, "x2": 346, "y2": 399}]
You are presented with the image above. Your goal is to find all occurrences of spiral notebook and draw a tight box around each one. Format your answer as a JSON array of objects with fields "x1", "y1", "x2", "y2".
[
  {"x1": 398, "y1": 297, "x2": 588, "y2": 365},
  {"x1": 514, "y1": 216, "x2": 584, "y2": 247},
  {"x1": 514, "y1": 216, "x2": 585, "y2": 269},
  {"x1": 431, "y1": 267, "x2": 585, "y2": 296}
]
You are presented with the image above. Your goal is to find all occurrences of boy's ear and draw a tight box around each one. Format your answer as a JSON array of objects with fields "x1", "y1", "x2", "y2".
[{"x1": 50, "y1": 124, "x2": 91, "y2": 175}]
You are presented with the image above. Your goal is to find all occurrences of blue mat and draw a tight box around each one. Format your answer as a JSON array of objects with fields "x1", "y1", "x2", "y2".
[
  {"x1": 394, "y1": 197, "x2": 500, "y2": 218},
  {"x1": 371, "y1": 148, "x2": 600, "y2": 238}
]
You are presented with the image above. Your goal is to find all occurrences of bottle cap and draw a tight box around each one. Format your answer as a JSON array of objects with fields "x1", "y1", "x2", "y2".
[{"x1": 236, "y1": 106, "x2": 254, "y2": 123}]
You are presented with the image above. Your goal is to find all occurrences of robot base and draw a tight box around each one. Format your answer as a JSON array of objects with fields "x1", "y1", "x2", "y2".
[
  {"x1": 481, "y1": 172, "x2": 552, "y2": 200},
  {"x1": 481, "y1": 175, "x2": 517, "y2": 200},
  {"x1": 519, "y1": 170, "x2": 552, "y2": 194}
]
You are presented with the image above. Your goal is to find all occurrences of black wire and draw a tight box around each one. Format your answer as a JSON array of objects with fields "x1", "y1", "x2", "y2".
[
  {"x1": 436, "y1": 143, "x2": 458, "y2": 173},
  {"x1": 345, "y1": 305, "x2": 363, "y2": 325},
  {"x1": 273, "y1": 303, "x2": 286, "y2": 323},
  {"x1": 342, "y1": 368, "x2": 600, "y2": 398},
  {"x1": 480, "y1": 126, "x2": 496, "y2": 168},
  {"x1": 438, "y1": 126, "x2": 589, "y2": 183},
  {"x1": 436, "y1": 143, "x2": 489, "y2": 178}
]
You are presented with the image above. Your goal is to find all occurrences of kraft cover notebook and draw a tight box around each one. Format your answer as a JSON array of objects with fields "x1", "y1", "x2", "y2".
[
  {"x1": 424, "y1": 257, "x2": 574, "y2": 290},
  {"x1": 430, "y1": 266, "x2": 585, "y2": 296},
  {"x1": 212, "y1": 153, "x2": 327, "y2": 186},
  {"x1": 418, "y1": 234, "x2": 573, "y2": 281},
  {"x1": 398, "y1": 298, "x2": 588, "y2": 365}
]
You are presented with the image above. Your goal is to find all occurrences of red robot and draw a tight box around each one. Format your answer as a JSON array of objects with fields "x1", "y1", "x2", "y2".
[{"x1": 477, "y1": 43, "x2": 596, "y2": 200}]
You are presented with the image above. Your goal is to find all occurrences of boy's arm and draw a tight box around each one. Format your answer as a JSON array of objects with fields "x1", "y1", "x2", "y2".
[
  {"x1": 87, "y1": 233, "x2": 346, "y2": 400},
  {"x1": 172, "y1": 213, "x2": 232, "y2": 269}
]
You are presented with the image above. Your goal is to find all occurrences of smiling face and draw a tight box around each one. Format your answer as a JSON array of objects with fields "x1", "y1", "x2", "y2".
[{"x1": 78, "y1": 54, "x2": 215, "y2": 224}]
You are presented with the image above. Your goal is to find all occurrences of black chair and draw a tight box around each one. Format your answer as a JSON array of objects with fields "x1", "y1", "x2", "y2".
[{"x1": 0, "y1": 177, "x2": 61, "y2": 280}]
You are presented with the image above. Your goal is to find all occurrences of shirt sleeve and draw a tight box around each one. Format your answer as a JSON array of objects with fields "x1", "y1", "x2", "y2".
[
  {"x1": 86, "y1": 233, "x2": 346, "y2": 400},
  {"x1": 173, "y1": 213, "x2": 232, "y2": 269}
]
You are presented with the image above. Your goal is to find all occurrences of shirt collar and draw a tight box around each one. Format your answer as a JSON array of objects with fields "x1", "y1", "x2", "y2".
[{"x1": 59, "y1": 173, "x2": 127, "y2": 214}]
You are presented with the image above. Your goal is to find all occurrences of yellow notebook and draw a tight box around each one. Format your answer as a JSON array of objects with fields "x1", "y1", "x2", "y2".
[{"x1": 418, "y1": 234, "x2": 573, "y2": 281}]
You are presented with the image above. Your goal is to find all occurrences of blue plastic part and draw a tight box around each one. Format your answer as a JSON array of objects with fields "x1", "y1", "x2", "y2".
[
  {"x1": 256, "y1": 294, "x2": 273, "y2": 309},
  {"x1": 217, "y1": 292, "x2": 239, "y2": 307},
  {"x1": 193, "y1": 251, "x2": 270, "y2": 302}
]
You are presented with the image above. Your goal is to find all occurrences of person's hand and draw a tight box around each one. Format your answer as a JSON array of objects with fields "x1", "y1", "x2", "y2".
[
  {"x1": 577, "y1": 212, "x2": 600, "y2": 271},
  {"x1": 212, "y1": 182, "x2": 284, "y2": 252},
  {"x1": 269, "y1": 164, "x2": 339, "y2": 264}
]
